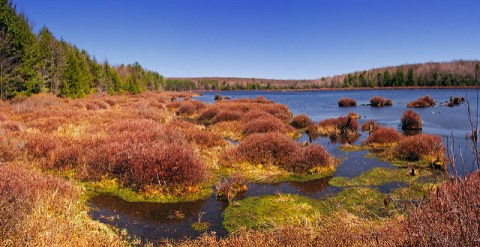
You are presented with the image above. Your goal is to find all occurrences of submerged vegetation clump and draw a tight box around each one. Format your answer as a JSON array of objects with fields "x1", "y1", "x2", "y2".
[
  {"x1": 401, "y1": 110, "x2": 422, "y2": 130},
  {"x1": 370, "y1": 96, "x2": 392, "y2": 107},
  {"x1": 337, "y1": 97, "x2": 357, "y2": 107},
  {"x1": 407, "y1": 96, "x2": 435, "y2": 108}
]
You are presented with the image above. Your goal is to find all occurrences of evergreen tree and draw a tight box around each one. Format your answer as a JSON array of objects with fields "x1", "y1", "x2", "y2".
[
  {"x1": 393, "y1": 69, "x2": 405, "y2": 87},
  {"x1": 407, "y1": 68, "x2": 415, "y2": 86},
  {"x1": 376, "y1": 72, "x2": 383, "y2": 87},
  {"x1": 383, "y1": 70, "x2": 392, "y2": 87}
]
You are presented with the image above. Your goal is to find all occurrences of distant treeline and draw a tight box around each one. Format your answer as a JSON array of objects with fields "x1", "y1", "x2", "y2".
[
  {"x1": 337, "y1": 61, "x2": 480, "y2": 88},
  {"x1": 169, "y1": 61, "x2": 480, "y2": 91},
  {"x1": 1, "y1": 1, "x2": 479, "y2": 99},
  {"x1": 0, "y1": 0, "x2": 163, "y2": 99}
]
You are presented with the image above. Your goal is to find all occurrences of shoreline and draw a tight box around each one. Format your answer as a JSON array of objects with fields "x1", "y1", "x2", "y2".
[{"x1": 192, "y1": 86, "x2": 480, "y2": 93}]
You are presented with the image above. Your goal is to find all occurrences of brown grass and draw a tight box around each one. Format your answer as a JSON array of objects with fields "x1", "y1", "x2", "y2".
[
  {"x1": 176, "y1": 212, "x2": 404, "y2": 246},
  {"x1": 402, "y1": 171, "x2": 480, "y2": 246},
  {"x1": 0, "y1": 165, "x2": 126, "y2": 246}
]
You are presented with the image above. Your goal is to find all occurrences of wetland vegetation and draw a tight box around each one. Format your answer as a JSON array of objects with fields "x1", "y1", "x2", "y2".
[{"x1": 1, "y1": 1, "x2": 480, "y2": 246}]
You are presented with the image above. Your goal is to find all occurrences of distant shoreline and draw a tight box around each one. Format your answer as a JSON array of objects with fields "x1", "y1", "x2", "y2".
[{"x1": 193, "y1": 86, "x2": 480, "y2": 93}]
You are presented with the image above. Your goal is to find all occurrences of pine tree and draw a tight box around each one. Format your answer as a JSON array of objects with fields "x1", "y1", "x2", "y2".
[
  {"x1": 407, "y1": 68, "x2": 415, "y2": 86},
  {"x1": 383, "y1": 71, "x2": 391, "y2": 87}
]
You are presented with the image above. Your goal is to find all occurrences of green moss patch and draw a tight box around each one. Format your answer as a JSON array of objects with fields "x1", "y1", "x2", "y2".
[
  {"x1": 223, "y1": 194, "x2": 328, "y2": 232},
  {"x1": 223, "y1": 187, "x2": 395, "y2": 232},
  {"x1": 329, "y1": 167, "x2": 430, "y2": 187},
  {"x1": 329, "y1": 187, "x2": 387, "y2": 218},
  {"x1": 83, "y1": 178, "x2": 213, "y2": 203},
  {"x1": 216, "y1": 161, "x2": 336, "y2": 184}
]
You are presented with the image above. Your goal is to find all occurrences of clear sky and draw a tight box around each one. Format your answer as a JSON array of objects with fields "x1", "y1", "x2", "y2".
[{"x1": 13, "y1": 0, "x2": 480, "y2": 79}]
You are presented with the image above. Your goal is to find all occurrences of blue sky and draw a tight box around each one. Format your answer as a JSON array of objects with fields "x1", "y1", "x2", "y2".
[{"x1": 13, "y1": 0, "x2": 480, "y2": 79}]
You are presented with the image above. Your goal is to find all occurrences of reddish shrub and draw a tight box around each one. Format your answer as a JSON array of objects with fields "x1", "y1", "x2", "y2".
[
  {"x1": 407, "y1": 96, "x2": 435, "y2": 108},
  {"x1": 290, "y1": 114, "x2": 313, "y2": 129},
  {"x1": 243, "y1": 116, "x2": 291, "y2": 135},
  {"x1": 0, "y1": 136, "x2": 18, "y2": 162},
  {"x1": 370, "y1": 96, "x2": 392, "y2": 107},
  {"x1": 198, "y1": 107, "x2": 220, "y2": 122},
  {"x1": 24, "y1": 134, "x2": 86, "y2": 169},
  {"x1": 186, "y1": 130, "x2": 224, "y2": 147},
  {"x1": 176, "y1": 101, "x2": 197, "y2": 115},
  {"x1": 384, "y1": 98, "x2": 393, "y2": 106},
  {"x1": 242, "y1": 110, "x2": 275, "y2": 122},
  {"x1": 401, "y1": 110, "x2": 422, "y2": 130},
  {"x1": 233, "y1": 133, "x2": 333, "y2": 173},
  {"x1": 85, "y1": 102, "x2": 99, "y2": 111},
  {"x1": 25, "y1": 134, "x2": 57, "y2": 159},
  {"x1": 211, "y1": 110, "x2": 242, "y2": 123},
  {"x1": 394, "y1": 134, "x2": 445, "y2": 161},
  {"x1": 336, "y1": 116, "x2": 359, "y2": 132},
  {"x1": 136, "y1": 105, "x2": 166, "y2": 121},
  {"x1": 318, "y1": 118, "x2": 338, "y2": 129},
  {"x1": 2, "y1": 121, "x2": 20, "y2": 131},
  {"x1": 166, "y1": 100, "x2": 183, "y2": 109},
  {"x1": 85, "y1": 128, "x2": 205, "y2": 188},
  {"x1": 0, "y1": 113, "x2": 7, "y2": 121},
  {"x1": 166, "y1": 118, "x2": 197, "y2": 130},
  {"x1": 361, "y1": 120, "x2": 381, "y2": 132},
  {"x1": 261, "y1": 104, "x2": 292, "y2": 120},
  {"x1": 234, "y1": 132, "x2": 299, "y2": 166},
  {"x1": 129, "y1": 143, "x2": 206, "y2": 187},
  {"x1": 291, "y1": 144, "x2": 333, "y2": 173},
  {"x1": 364, "y1": 127, "x2": 400, "y2": 145},
  {"x1": 338, "y1": 97, "x2": 357, "y2": 107},
  {"x1": 191, "y1": 100, "x2": 207, "y2": 110},
  {"x1": 104, "y1": 98, "x2": 117, "y2": 106},
  {"x1": 92, "y1": 100, "x2": 110, "y2": 110},
  {"x1": 253, "y1": 96, "x2": 274, "y2": 104}
]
